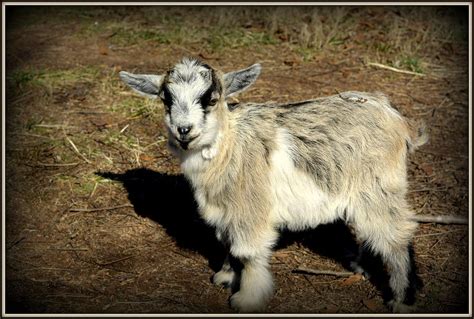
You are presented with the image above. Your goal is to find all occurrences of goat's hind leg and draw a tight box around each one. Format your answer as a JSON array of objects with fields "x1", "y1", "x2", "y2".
[
  {"x1": 383, "y1": 241, "x2": 420, "y2": 313},
  {"x1": 213, "y1": 254, "x2": 238, "y2": 289},
  {"x1": 354, "y1": 212, "x2": 419, "y2": 313}
]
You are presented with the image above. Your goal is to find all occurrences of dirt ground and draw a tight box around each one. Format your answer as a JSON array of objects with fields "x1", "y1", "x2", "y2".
[{"x1": 3, "y1": 6, "x2": 470, "y2": 315}]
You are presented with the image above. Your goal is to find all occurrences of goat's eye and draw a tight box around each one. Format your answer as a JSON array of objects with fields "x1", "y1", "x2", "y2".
[
  {"x1": 200, "y1": 91, "x2": 219, "y2": 110},
  {"x1": 208, "y1": 98, "x2": 218, "y2": 106}
]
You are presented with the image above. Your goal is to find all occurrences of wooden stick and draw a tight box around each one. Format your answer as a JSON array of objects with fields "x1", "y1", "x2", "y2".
[
  {"x1": 409, "y1": 187, "x2": 448, "y2": 193},
  {"x1": 411, "y1": 215, "x2": 468, "y2": 225},
  {"x1": 36, "y1": 162, "x2": 80, "y2": 167},
  {"x1": 35, "y1": 124, "x2": 77, "y2": 129},
  {"x1": 414, "y1": 229, "x2": 464, "y2": 238},
  {"x1": 22, "y1": 267, "x2": 78, "y2": 272},
  {"x1": 119, "y1": 124, "x2": 129, "y2": 134},
  {"x1": 293, "y1": 267, "x2": 353, "y2": 277},
  {"x1": 7, "y1": 236, "x2": 26, "y2": 250},
  {"x1": 69, "y1": 204, "x2": 133, "y2": 212},
  {"x1": 368, "y1": 62, "x2": 425, "y2": 77},
  {"x1": 47, "y1": 247, "x2": 89, "y2": 251},
  {"x1": 66, "y1": 136, "x2": 91, "y2": 164},
  {"x1": 95, "y1": 255, "x2": 134, "y2": 266}
]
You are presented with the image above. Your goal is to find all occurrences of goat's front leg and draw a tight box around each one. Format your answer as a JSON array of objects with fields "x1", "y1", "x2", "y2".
[
  {"x1": 229, "y1": 254, "x2": 274, "y2": 312},
  {"x1": 228, "y1": 229, "x2": 278, "y2": 312}
]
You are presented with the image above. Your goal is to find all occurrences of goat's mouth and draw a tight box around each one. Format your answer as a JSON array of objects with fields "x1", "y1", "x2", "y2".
[{"x1": 176, "y1": 135, "x2": 199, "y2": 150}]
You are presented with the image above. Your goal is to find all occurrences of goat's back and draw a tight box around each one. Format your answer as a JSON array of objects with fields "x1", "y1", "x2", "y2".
[{"x1": 231, "y1": 91, "x2": 421, "y2": 196}]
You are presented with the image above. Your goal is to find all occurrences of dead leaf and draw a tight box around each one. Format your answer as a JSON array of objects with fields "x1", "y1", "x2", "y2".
[
  {"x1": 140, "y1": 154, "x2": 154, "y2": 162},
  {"x1": 420, "y1": 163, "x2": 433, "y2": 176},
  {"x1": 98, "y1": 42, "x2": 109, "y2": 56},
  {"x1": 284, "y1": 59, "x2": 299, "y2": 66},
  {"x1": 89, "y1": 118, "x2": 112, "y2": 129},
  {"x1": 279, "y1": 34, "x2": 289, "y2": 41},
  {"x1": 324, "y1": 304, "x2": 339, "y2": 313},
  {"x1": 363, "y1": 298, "x2": 380, "y2": 311},
  {"x1": 341, "y1": 273, "x2": 364, "y2": 286}
]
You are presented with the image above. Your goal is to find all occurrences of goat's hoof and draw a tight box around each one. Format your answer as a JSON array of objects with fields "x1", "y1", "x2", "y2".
[
  {"x1": 387, "y1": 300, "x2": 415, "y2": 313},
  {"x1": 349, "y1": 261, "x2": 370, "y2": 279},
  {"x1": 212, "y1": 270, "x2": 235, "y2": 288},
  {"x1": 230, "y1": 291, "x2": 266, "y2": 313}
]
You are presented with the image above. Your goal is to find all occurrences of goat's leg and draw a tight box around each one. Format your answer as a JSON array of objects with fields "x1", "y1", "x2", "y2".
[
  {"x1": 350, "y1": 244, "x2": 372, "y2": 279},
  {"x1": 229, "y1": 253, "x2": 274, "y2": 312},
  {"x1": 213, "y1": 254, "x2": 237, "y2": 288},
  {"x1": 353, "y1": 210, "x2": 419, "y2": 313},
  {"x1": 227, "y1": 227, "x2": 278, "y2": 312}
]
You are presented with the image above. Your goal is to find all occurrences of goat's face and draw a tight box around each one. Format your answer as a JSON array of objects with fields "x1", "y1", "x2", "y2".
[
  {"x1": 120, "y1": 58, "x2": 261, "y2": 151},
  {"x1": 161, "y1": 60, "x2": 223, "y2": 151}
]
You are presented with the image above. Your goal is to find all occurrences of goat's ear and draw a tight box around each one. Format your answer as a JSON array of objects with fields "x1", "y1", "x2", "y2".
[
  {"x1": 223, "y1": 63, "x2": 261, "y2": 98},
  {"x1": 119, "y1": 71, "x2": 163, "y2": 99}
]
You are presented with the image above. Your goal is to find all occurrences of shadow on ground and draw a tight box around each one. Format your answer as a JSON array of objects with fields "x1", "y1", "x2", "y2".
[
  {"x1": 98, "y1": 168, "x2": 419, "y2": 306},
  {"x1": 97, "y1": 168, "x2": 226, "y2": 272}
]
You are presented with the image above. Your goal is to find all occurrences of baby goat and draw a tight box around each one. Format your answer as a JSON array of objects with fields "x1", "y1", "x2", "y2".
[{"x1": 120, "y1": 58, "x2": 427, "y2": 313}]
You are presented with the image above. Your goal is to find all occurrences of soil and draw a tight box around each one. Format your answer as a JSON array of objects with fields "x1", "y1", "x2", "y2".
[{"x1": 4, "y1": 6, "x2": 470, "y2": 315}]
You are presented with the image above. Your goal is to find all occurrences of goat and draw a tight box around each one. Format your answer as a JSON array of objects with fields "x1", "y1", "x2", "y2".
[{"x1": 119, "y1": 57, "x2": 428, "y2": 313}]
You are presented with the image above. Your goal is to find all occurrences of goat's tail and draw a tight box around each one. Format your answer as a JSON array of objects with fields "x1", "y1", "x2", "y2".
[{"x1": 406, "y1": 120, "x2": 429, "y2": 153}]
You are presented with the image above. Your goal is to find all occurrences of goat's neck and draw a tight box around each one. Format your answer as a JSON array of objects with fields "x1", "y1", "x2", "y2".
[{"x1": 180, "y1": 103, "x2": 235, "y2": 180}]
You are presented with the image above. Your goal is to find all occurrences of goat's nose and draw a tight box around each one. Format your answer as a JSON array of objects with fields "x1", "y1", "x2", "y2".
[{"x1": 177, "y1": 126, "x2": 192, "y2": 136}]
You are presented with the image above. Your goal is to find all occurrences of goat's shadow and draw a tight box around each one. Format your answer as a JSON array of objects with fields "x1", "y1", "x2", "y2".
[{"x1": 98, "y1": 168, "x2": 392, "y2": 302}]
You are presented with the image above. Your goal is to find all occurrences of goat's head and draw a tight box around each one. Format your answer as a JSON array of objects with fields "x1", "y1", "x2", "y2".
[{"x1": 119, "y1": 58, "x2": 261, "y2": 151}]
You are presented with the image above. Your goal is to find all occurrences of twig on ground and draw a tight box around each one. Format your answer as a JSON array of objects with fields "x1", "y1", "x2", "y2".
[
  {"x1": 10, "y1": 132, "x2": 54, "y2": 139},
  {"x1": 35, "y1": 162, "x2": 80, "y2": 167},
  {"x1": 88, "y1": 182, "x2": 99, "y2": 200},
  {"x1": 409, "y1": 187, "x2": 448, "y2": 193},
  {"x1": 66, "y1": 136, "x2": 91, "y2": 164},
  {"x1": 95, "y1": 255, "x2": 135, "y2": 266},
  {"x1": 418, "y1": 149, "x2": 468, "y2": 159},
  {"x1": 411, "y1": 215, "x2": 468, "y2": 225},
  {"x1": 368, "y1": 62, "x2": 425, "y2": 77},
  {"x1": 35, "y1": 124, "x2": 78, "y2": 129},
  {"x1": 414, "y1": 229, "x2": 464, "y2": 238},
  {"x1": 7, "y1": 236, "x2": 26, "y2": 250},
  {"x1": 66, "y1": 111, "x2": 110, "y2": 115},
  {"x1": 69, "y1": 203, "x2": 133, "y2": 212},
  {"x1": 119, "y1": 124, "x2": 129, "y2": 134},
  {"x1": 48, "y1": 247, "x2": 89, "y2": 251},
  {"x1": 293, "y1": 267, "x2": 353, "y2": 277},
  {"x1": 22, "y1": 267, "x2": 78, "y2": 272}
]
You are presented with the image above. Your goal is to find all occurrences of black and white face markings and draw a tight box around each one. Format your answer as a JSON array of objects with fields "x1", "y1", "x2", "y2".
[
  {"x1": 199, "y1": 69, "x2": 222, "y2": 114},
  {"x1": 120, "y1": 58, "x2": 261, "y2": 152},
  {"x1": 160, "y1": 58, "x2": 222, "y2": 150}
]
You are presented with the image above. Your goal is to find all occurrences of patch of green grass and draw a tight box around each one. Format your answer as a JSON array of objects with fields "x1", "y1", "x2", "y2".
[
  {"x1": 207, "y1": 29, "x2": 278, "y2": 52},
  {"x1": 8, "y1": 67, "x2": 101, "y2": 90},
  {"x1": 109, "y1": 28, "x2": 173, "y2": 46},
  {"x1": 107, "y1": 25, "x2": 281, "y2": 52},
  {"x1": 59, "y1": 172, "x2": 121, "y2": 197},
  {"x1": 374, "y1": 43, "x2": 393, "y2": 54},
  {"x1": 37, "y1": 68, "x2": 101, "y2": 88},
  {"x1": 295, "y1": 47, "x2": 317, "y2": 62},
  {"x1": 399, "y1": 56, "x2": 423, "y2": 73},
  {"x1": 110, "y1": 95, "x2": 162, "y2": 120},
  {"x1": 9, "y1": 70, "x2": 39, "y2": 88},
  {"x1": 327, "y1": 36, "x2": 346, "y2": 46}
]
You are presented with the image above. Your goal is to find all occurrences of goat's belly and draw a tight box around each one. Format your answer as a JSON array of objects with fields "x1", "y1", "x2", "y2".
[
  {"x1": 269, "y1": 132, "x2": 342, "y2": 231},
  {"x1": 271, "y1": 177, "x2": 340, "y2": 231}
]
